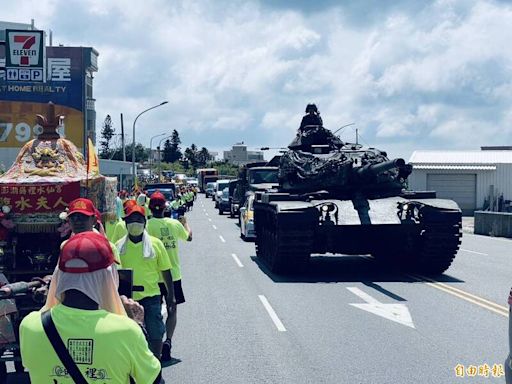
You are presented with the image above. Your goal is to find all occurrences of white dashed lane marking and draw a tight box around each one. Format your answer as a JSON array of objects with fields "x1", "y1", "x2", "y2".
[
  {"x1": 212, "y1": 225, "x2": 217, "y2": 230},
  {"x1": 219, "y1": 235, "x2": 226, "y2": 243},
  {"x1": 231, "y1": 253, "x2": 244, "y2": 267},
  {"x1": 258, "y1": 295, "x2": 286, "y2": 332},
  {"x1": 460, "y1": 249, "x2": 488, "y2": 256}
]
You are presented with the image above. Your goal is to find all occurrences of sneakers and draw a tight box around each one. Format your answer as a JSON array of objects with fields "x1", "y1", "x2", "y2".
[
  {"x1": 161, "y1": 340, "x2": 172, "y2": 361},
  {"x1": 161, "y1": 340, "x2": 181, "y2": 367},
  {"x1": 162, "y1": 357, "x2": 182, "y2": 367}
]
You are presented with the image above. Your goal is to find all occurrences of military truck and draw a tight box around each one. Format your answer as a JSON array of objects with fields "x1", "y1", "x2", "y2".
[
  {"x1": 197, "y1": 168, "x2": 218, "y2": 192},
  {"x1": 254, "y1": 104, "x2": 462, "y2": 275},
  {"x1": 231, "y1": 163, "x2": 279, "y2": 218}
]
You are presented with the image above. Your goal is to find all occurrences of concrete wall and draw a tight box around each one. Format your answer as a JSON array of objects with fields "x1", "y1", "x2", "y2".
[{"x1": 474, "y1": 211, "x2": 512, "y2": 238}]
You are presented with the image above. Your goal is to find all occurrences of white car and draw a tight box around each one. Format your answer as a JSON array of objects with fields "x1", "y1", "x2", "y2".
[
  {"x1": 214, "y1": 179, "x2": 230, "y2": 208},
  {"x1": 239, "y1": 194, "x2": 256, "y2": 241}
]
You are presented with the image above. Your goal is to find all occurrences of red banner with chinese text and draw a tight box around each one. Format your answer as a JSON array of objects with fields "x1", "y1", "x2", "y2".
[{"x1": 0, "y1": 182, "x2": 80, "y2": 214}]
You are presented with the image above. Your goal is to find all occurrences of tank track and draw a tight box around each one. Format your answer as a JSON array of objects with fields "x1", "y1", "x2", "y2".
[
  {"x1": 255, "y1": 205, "x2": 313, "y2": 274},
  {"x1": 411, "y1": 206, "x2": 462, "y2": 274},
  {"x1": 372, "y1": 206, "x2": 462, "y2": 275}
]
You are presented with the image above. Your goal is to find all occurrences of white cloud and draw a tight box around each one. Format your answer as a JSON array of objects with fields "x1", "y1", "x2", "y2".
[{"x1": 2, "y1": 0, "x2": 512, "y2": 158}]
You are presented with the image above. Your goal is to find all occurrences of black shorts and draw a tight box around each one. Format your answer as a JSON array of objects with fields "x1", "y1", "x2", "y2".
[{"x1": 159, "y1": 281, "x2": 185, "y2": 305}]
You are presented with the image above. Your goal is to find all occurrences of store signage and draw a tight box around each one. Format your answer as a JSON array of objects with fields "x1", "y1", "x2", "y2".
[{"x1": 5, "y1": 30, "x2": 45, "y2": 82}]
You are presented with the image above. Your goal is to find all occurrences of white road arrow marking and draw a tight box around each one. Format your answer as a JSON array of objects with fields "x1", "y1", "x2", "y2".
[{"x1": 347, "y1": 287, "x2": 415, "y2": 329}]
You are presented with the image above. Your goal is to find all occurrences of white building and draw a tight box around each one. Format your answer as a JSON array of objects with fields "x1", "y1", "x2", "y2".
[
  {"x1": 223, "y1": 143, "x2": 264, "y2": 165},
  {"x1": 99, "y1": 159, "x2": 134, "y2": 190},
  {"x1": 408, "y1": 147, "x2": 512, "y2": 215}
]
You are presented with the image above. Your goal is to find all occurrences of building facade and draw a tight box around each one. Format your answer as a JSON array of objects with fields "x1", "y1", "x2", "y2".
[
  {"x1": 408, "y1": 148, "x2": 512, "y2": 215},
  {"x1": 223, "y1": 143, "x2": 263, "y2": 165},
  {"x1": 99, "y1": 159, "x2": 133, "y2": 191},
  {"x1": 0, "y1": 20, "x2": 98, "y2": 169}
]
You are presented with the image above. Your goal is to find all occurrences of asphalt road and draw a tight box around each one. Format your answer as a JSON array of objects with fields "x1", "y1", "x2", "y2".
[{"x1": 163, "y1": 195, "x2": 509, "y2": 384}]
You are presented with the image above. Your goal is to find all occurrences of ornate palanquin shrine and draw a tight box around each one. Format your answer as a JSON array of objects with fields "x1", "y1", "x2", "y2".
[{"x1": 0, "y1": 102, "x2": 116, "y2": 279}]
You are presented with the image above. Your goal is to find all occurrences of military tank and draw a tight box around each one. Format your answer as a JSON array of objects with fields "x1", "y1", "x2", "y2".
[{"x1": 254, "y1": 104, "x2": 462, "y2": 275}]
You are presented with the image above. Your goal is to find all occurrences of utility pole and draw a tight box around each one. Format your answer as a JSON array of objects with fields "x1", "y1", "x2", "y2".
[
  {"x1": 157, "y1": 146, "x2": 161, "y2": 182},
  {"x1": 120, "y1": 113, "x2": 126, "y2": 190}
]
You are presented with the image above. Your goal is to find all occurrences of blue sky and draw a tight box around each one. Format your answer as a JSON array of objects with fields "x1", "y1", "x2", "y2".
[{"x1": 2, "y1": 0, "x2": 512, "y2": 160}]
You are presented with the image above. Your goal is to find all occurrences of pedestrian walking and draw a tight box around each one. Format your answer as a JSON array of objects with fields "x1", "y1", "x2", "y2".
[
  {"x1": 116, "y1": 204, "x2": 175, "y2": 359},
  {"x1": 147, "y1": 192, "x2": 192, "y2": 364},
  {"x1": 20, "y1": 232, "x2": 163, "y2": 383}
]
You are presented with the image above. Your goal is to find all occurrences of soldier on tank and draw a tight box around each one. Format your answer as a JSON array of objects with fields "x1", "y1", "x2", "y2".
[
  {"x1": 299, "y1": 103, "x2": 323, "y2": 130},
  {"x1": 289, "y1": 104, "x2": 344, "y2": 151}
]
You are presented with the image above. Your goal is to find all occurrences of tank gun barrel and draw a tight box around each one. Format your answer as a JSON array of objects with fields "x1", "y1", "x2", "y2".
[{"x1": 355, "y1": 158, "x2": 406, "y2": 178}]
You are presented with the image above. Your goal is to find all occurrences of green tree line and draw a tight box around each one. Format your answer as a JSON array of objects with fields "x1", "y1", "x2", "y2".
[{"x1": 98, "y1": 115, "x2": 237, "y2": 176}]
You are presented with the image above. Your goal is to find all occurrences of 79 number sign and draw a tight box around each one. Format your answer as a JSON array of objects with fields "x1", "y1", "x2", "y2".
[{"x1": 0, "y1": 122, "x2": 66, "y2": 144}]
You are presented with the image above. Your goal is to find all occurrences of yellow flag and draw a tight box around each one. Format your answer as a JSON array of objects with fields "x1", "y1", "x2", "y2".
[{"x1": 87, "y1": 138, "x2": 100, "y2": 176}]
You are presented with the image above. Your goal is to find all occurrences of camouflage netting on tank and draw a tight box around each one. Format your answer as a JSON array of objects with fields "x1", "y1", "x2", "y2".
[
  {"x1": 279, "y1": 150, "x2": 352, "y2": 192},
  {"x1": 288, "y1": 126, "x2": 344, "y2": 151}
]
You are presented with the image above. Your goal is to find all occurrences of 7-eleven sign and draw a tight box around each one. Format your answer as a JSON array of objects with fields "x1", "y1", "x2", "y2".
[{"x1": 6, "y1": 30, "x2": 44, "y2": 67}]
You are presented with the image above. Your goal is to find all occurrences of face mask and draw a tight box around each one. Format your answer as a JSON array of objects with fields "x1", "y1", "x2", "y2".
[{"x1": 127, "y1": 222, "x2": 145, "y2": 236}]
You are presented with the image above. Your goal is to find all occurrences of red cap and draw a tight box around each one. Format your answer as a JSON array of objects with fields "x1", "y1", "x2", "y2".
[
  {"x1": 68, "y1": 198, "x2": 96, "y2": 217},
  {"x1": 123, "y1": 199, "x2": 137, "y2": 213},
  {"x1": 149, "y1": 191, "x2": 166, "y2": 210},
  {"x1": 59, "y1": 232, "x2": 117, "y2": 273},
  {"x1": 124, "y1": 205, "x2": 146, "y2": 218}
]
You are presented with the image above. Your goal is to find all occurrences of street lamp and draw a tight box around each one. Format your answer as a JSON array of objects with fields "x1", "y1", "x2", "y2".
[
  {"x1": 131, "y1": 101, "x2": 168, "y2": 187},
  {"x1": 149, "y1": 132, "x2": 167, "y2": 179},
  {"x1": 157, "y1": 134, "x2": 172, "y2": 182}
]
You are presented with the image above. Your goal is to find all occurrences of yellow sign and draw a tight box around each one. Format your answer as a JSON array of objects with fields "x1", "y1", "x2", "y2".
[
  {"x1": 0, "y1": 101, "x2": 84, "y2": 148},
  {"x1": 87, "y1": 137, "x2": 100, "y2": 176}
]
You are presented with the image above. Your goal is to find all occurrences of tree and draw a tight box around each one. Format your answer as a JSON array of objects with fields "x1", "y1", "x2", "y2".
[
  {"x1": 111, "y1": 143, "x2": 148, "y2": 163},
  {"x1": 184, "y1": 143, "x2": 199, "y2": 169},
  {"x1": 197, "y1": 147, "x2": 211, "y2": 167},
  {"x1": 162, "y1": 139, "x2": 173, "y2": 163},
  {"x1": 99, "y1": 115, "x2": 115, "y2": 159},
  {"x1": 168, "y1": 129, "x2": 182, "y2": 163}
]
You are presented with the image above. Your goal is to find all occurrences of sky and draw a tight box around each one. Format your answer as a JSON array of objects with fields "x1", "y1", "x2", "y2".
[{"x1": 2, "y1": 0, "x2": 512, "y2": 160}]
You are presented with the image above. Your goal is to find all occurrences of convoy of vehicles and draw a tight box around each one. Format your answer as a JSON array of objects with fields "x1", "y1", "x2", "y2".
[
  {"x1": 202, "y1": 162, "x2": 277, "y2": 240},
  {"x1": 197, "y1": 168, "x2": 219, "y2": 192}
]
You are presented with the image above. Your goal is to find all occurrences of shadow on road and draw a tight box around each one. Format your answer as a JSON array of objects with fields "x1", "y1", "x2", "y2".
[{"x1": 250, "y1": 255, "x2": 464, "y2": 286}]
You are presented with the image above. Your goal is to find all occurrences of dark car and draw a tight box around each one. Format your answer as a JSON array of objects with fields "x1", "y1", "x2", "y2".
[
  {"x1": 218, "y1": 188, "x2": 231, "y2": 215},
  {"x1": 145, "y1": 183, "x2": 176, "y2": 217},
  {"x1": 145, "y1": 183, "x2": 176, "y2": 199}
]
